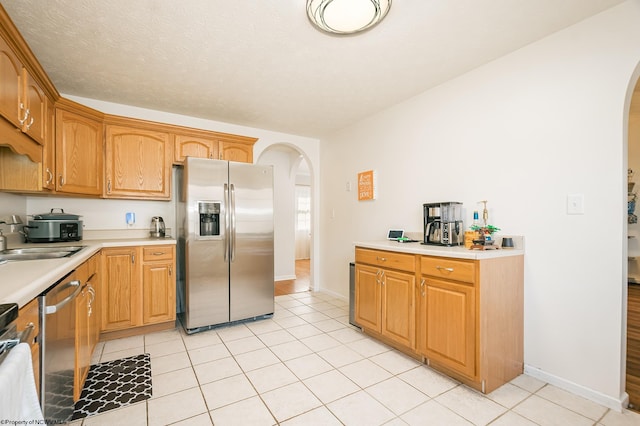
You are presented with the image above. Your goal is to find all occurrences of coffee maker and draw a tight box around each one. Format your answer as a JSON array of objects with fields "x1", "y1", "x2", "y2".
[{"x1": 423, "y1": 202, "x2": 464, "y2": 246}]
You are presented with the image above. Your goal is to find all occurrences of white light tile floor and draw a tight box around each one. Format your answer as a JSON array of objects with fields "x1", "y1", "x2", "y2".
[{"x1": 67, "y1": 291, "x2": 640, "y2": 425}]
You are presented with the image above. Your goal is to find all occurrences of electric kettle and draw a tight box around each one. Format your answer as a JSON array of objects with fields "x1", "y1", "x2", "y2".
[{"x1": 150, "y1": 216, "x2": 165, "y2": 238}]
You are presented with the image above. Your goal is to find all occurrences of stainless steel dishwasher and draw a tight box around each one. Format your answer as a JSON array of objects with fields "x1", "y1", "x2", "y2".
[{"x1": 39, "y1": 271, "x2": 81, "y2": 423}]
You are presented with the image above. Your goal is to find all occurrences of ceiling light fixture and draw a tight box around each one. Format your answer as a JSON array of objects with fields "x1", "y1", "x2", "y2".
[{"x1": 306, "y1": 0, "x2": 392, "y2": 35}]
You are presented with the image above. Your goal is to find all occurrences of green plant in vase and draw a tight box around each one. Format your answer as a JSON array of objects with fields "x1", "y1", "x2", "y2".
[{"x1": 470, "y1": 224, "x2": 500, "y2": 244}]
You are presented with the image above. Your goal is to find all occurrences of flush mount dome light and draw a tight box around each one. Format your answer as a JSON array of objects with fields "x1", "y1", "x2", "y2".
[{"x1": 307, "y1": 0, "x2": 392, "y2": 35}]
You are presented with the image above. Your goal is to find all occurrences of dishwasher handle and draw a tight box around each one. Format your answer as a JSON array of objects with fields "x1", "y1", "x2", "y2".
[{"x1": 45, "y1": 280, "x2": 81, "y2": 315}]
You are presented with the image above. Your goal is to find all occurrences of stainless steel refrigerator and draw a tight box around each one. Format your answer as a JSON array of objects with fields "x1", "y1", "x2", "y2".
[{"x1": 176, "y1": 157, "x2": 274, "y2": 333}]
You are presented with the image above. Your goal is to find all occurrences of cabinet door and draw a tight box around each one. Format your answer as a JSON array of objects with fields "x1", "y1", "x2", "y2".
[
  {"x1": 174, "y1": 134, "x2": 217, "y2": 164},
  {"x1": 41, "y1": 100, "x2": 55, "y2": 190},
  {"x1": 22, "y1": 70, "x2": 46, "y2": 145},
  {"x1": 55, "y1": 108, "x2": 104, "y2": 195},
  {"x1": 382, "y1": 269, "x2": 415, "y2": 348},
  {"x1": 101, "y1": 248, "x2": 139, "y2": 331},
  {"x1": 421, "y1": 277, "x2": 476, "y2": 378},
  {"x1": 84, "y1": 253, "x2": 101, "y2": 354},
  {"x1": 355, "y1": 264, "x2": 381, "y2": 332},
  {"x1": 219, "y1": 141, "x2": 253, "y2": 163},
  {"x1": 74, "y1": 285, "x2": 90, "y2": 401},
  {"x1": 17, "y1": 298, "x2": 40, "y2": 397},
  {"x1": 142, "y1": 261, "x2": 175, "y2": 324},
  {"x1": 105, "y1": 125, "x2": 171, "y2": 199},
  {"x1": 0, "y1": 35, "x2": 22, "y2": 128}
]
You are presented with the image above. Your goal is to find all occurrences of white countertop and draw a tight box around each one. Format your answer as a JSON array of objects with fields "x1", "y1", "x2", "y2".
[
  {"x1": 354, "y1": 240, "x2": 524, "y2": 260},
  {"x1": 0, "y1": 237, "x2": 176, "y2": 308}
]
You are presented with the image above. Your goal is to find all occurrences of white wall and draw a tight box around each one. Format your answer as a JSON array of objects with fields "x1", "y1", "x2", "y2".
[
  {"x1": 257, "y1": 148, "x2": 298, "y2": 280},
  {"x1": 319, "y1": 0, "x2": 640, "y2": 409}
]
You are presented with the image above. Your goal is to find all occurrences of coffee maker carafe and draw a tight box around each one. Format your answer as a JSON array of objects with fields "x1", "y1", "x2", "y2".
[{"x1": 423, "y1": 202, "x2": 463, "y2": 246}]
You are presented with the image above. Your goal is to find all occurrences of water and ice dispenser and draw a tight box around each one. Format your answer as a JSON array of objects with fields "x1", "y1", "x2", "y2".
[{"x1": 197, "y1": 201, "x2": 220, "y2": 238}]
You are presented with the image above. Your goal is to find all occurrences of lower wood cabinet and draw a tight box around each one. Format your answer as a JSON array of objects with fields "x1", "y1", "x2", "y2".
[
  {"x1": 101, "y1": 247, "x2": 138, "y2": 331},
  {"x1": 101, "y1": 245, "x2": 176, "y2": 335},
  {"x1": 355, "y1": 246, "x2": 524, "y2": 394},
  {"x1": 355, "y1": 248, "x2": 416, "y2": 349},
  {"x1": 17, "y1": 297, "x2": 40, "y2": 397},
  {"x1": 142, "y1": 246, "x2": 176, "y2": 325},
  {"x1": 74, "y1": 253, "x2": 100, "y2": 401},
  {"x1": 418, "y1": 276, "x2": 476, "y2": 379}
]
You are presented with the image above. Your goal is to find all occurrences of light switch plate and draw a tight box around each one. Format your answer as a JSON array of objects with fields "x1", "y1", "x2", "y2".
[{"x1": 567, "y1": 194, "x2": 584, "y2": 215}]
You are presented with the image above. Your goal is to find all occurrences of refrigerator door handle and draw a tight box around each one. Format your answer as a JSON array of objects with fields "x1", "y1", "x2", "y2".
[
  {"x1": 224, "y1": 183, "x2": 230, "y2": 262},
  {"x1": 230, "y1": 183, "x2": 237, "y2": 262}
]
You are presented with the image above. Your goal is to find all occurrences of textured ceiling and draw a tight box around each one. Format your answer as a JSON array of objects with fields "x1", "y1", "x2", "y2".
[{"x1": 0, "y1": 0, "x2": 626, "y2": 138}]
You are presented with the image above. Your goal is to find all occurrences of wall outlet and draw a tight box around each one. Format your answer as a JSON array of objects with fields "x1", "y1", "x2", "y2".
[{"x1": 567, "y1": 194, "x2": 584, "y2": 215}]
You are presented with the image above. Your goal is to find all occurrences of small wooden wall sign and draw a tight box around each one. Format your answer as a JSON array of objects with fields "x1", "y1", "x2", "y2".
[{"x1": 358, "y1": 170, "x2": 377, "y2": 201}]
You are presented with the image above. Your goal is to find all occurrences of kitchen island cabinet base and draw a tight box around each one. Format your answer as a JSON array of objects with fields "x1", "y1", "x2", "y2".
[{"x1": 355, "y1": 245, "x2": 524, "y2": 394}]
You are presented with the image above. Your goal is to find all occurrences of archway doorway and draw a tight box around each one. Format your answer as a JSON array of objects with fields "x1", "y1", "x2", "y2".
[
  {"x1": 627, "y1": 77, "x2": 640, "y2": 410},
  {"x1": 257, "y1": 144, "x2": 314, "y2": 296}
]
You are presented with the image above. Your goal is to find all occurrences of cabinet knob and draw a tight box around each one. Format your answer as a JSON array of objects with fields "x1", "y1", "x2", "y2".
[
  {"x1": 59, "y1": 175, "x2": 65, "y2": 187},
  {"x1": 420, "y1": 279, "x2": 426, "y2": 297},
  {"x1": 376, "y1": 256, "x2": 387, "y2": 262},
  {"x1": 45, "y1": 168, "x2": 53, "y2": 185},
  {"x1": 26, "y1": 115, "x2": 34, "y2": 130},
  {"x1": 107, "y1": 179, "x2": 112, "y2": 193},
  {"x1": 435, "y1": 266, "x2": 454, "y2": 272}
]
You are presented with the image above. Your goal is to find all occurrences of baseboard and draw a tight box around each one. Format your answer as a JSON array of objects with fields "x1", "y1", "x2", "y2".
[
  {"x1": 316, "y1": 287, "x2": 348, "y2": 302},
  {"x1": 524, "y1": 364, "x2": 628, "y2": 412},
  {"x1": 275, "y1": 274, "x2": 296, "y2": 281}
]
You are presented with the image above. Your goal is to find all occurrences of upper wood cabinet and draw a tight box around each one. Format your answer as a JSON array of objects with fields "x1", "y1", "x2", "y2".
[
  {"x1": 55, "y1": 103, "x2": 104, "y2": 196},
  {"x1": 22, "y1": 69, "x2": 46, "y2": 145},
  {"x1": 174, "y1": 134, "x2": 217, "y2": 162},
  {"x1": 174, "y1": 130, "x2": 257, "y2": 165},
  {"x1": 104, "y1": 120, "x2": 172, "y2": 199},
  {"x1": 0, "y1": 34, "x2": 23, "y2": 129},
  {"x1": 0, "y1": 35, "x2": 47, "y2": 146},
  {"x1": 41, "y1": 100, "x2": 55, "y2": 190},
  {"x1": 219, "y1": 141, "x2": 253, "y2": 163}
]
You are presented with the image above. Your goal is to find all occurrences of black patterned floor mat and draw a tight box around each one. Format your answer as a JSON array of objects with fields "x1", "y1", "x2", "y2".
[{"x1": 72, "y1": 353, "x2": 152, "y2": 420}]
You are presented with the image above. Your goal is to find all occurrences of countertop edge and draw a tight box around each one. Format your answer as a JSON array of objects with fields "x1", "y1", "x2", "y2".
[
  {"x1": 354, "y1": 240, "x2": 524, "y2": 259},
  {"x1": 1, "y1": 238, "x2": 177, "y2": 308}
]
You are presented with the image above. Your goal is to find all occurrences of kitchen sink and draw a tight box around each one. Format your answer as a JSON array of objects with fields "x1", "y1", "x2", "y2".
[{"x1": 0, "y1": 245, "x2": 85, "y2": 261}]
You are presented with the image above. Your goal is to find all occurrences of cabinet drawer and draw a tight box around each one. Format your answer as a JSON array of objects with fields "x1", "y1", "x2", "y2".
[
  {"x1": 143, "y1": 245, "x2": 174, "y2": 262},
  {"x1": 421, "y1": 256, "x2": 476, "y2": 284},
  {"x1": 356, "y1": 248, "x2": 416, "y2": 272}
]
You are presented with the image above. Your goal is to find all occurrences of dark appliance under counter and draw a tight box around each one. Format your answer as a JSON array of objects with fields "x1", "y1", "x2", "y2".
[{"x1": 39, "y1": 271, "x2": 82, "y2": 422}]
